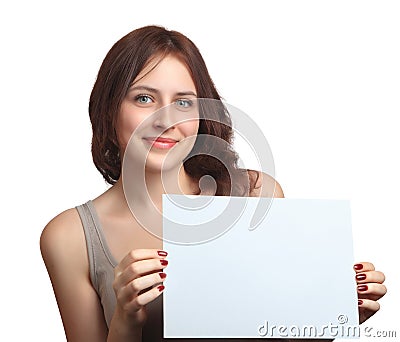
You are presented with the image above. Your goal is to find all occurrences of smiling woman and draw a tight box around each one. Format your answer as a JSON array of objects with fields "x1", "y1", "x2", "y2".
[
  {"x1": 39, "y1": 25, "x2": 386, "y2": 342},
  {"x1": 40, "y1": 25, "x2": 271, "y2": 342},
  {"x1": 88, "y1": 26, "x2": 255, "y2": 197},
  {"x1": 116, "y1": 56, "x2": 200, "y2": 172}
]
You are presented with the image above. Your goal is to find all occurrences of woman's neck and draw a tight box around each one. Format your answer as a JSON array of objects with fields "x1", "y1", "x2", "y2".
[
  {"x1": 143, "y1": 165, "x2": 199, "y2": 206},
  {"x1": 101, "y1": 165, "x2": 198, "y2": 217}
]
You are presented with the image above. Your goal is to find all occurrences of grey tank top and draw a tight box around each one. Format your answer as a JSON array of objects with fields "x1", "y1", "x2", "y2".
[
  {"x1": 75, "y1": 201, "x2": 163, "y2": 340},
  {"x1": 75, "y1": 200, "x2": 286, "y2": 342}
]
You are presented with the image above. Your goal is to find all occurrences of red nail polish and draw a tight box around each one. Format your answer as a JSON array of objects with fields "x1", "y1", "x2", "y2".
[
  {"x1": 358, "y1": 299, "x2": 363, "y2": 306},
  {"x1": 356, "y1": 274, "x2": 367, "y2": 281},
  {"x1": 158, "y1": 250, "x2": 168, "y2": 257},
  {"x1": 158, "y1": 285, "x2": 165, "y2": 292},
  {"x1": 159, "y1": 272, "x2": 167, "y2": 279},
  {"x1": 354, "y1": 264, "x2": 363, "y2": 270},
  {"x1": 160, "y1": 259, "x2": 168, "y2": 266},
  {"x1": 358, "y1": 284, "x2": 368, "y2": 292}
]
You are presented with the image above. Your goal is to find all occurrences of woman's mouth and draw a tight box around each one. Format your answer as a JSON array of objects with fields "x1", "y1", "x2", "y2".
[{"x1": 143, "y1": 137, "x2": 178, "y2": 149}]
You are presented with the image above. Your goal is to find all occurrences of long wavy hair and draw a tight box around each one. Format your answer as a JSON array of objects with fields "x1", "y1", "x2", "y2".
[{"x1": 89, "y1": 25, "x2": 258, "y2": 196}]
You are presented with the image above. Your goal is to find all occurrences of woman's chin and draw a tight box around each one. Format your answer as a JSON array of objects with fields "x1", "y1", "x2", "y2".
[{"x1": 144, "y1": 157, "x2": 181, "y2": 174}]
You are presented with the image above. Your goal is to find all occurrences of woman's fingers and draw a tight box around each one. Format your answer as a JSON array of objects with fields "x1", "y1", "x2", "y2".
[
  {"x1": 358, "y1": 298, "x2": 380, "y2": 310},
  {"x1": 357, "y1": 282, "x2": 387, "y2": 301},
  {"x1": 353, "y1": 261, "x2": 375, "y2": 273},
  {"x1": 117, "y1": 271, "x2": 167, "y2": 305},
  {"x1": 358, "y1": 298, "x2": 380, "y2": 324},
  {"x1": 355, "y1": 270, "x2": 385, "y2": 284},
  {"x1": 354, "y1": 262, "x2": 387, "y2": 302},
  {"x1": 353, "y1": 262, "x2": 387, "y2": 324},
  {"x1": 112, "y1": 249, "x2": 169, "y2": 317},
  {"x1": 114, "y1": 258, "x2": 168, "y2": 289},
  {"x1": 120, "y1": 283, "x2": 166, "y2": 313},
  {"x1": 115, "y1": 249, "x2": 168, "y2": 276}
]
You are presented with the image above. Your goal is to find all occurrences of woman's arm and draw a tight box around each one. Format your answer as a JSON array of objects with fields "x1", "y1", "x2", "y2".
[
  {"x1": 40, "y1": 209, "x2": 110, "y2": 341},
  {"x1": 41, "y1": 209, "x2": 167, "y2": 342}
]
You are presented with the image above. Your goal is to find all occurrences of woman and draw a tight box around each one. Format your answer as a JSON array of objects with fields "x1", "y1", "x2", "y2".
[{"x1": 40, "y1": 25, "x2": 386, "y2": 341}]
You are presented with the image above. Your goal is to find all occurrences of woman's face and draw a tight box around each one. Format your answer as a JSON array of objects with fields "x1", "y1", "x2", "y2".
[{"x1": 117, "y1": 55, "x2": 199, "y2": 172}]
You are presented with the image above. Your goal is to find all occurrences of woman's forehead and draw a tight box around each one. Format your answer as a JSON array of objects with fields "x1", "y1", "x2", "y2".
[{"x1": 131, "y1": 53, "x2": 192, "y2": 86}]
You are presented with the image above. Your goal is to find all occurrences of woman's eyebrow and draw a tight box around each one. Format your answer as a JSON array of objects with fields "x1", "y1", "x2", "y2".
[
  {"x1": 176, "y1": 91, "x2": 197, "y2": 97},
  {"x1": 128, "y1": 85, "x2": 159, "y2": 94},
  {"x1": 128, "y1": 85, "x2": 197, "y2": 97}
]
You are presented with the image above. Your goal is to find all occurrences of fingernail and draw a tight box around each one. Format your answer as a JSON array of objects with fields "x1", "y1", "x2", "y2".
[
  {"x1": 159, "y1": 272, "x2": 167, "y2": 279},
  {"x1": 354, "y1": 263, "x2": 363, "y2": 270},
  {"x1": 158, "y1": 285, "x2": 165, "y2": 292},
  {"x1": 160, "y1": 259, "x2": 168, "y2": 266},
  {"x1": 358, "y1": 284, "x2": 368, "y2": 292},
  {"x1": 158, "y1": 250, "x2": 168, "y2": 257},
  {"x1": 356, "y1": 273, "x2": 367, "y2": 281},
  {"x1": 358, "y1": 299, "x2": 363, "y2": 306}
]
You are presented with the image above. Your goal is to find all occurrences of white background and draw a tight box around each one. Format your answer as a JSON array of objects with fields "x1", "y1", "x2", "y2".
[{"x1": 1, "y1": 1, "x2": 398, "y2": 341}]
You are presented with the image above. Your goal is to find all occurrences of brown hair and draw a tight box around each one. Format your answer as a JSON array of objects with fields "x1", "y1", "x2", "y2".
[{"x1": 89, "y1": 25, "x2": 258, "y2": 196}]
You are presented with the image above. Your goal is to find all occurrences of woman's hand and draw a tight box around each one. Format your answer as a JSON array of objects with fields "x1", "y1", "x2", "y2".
[
  {"x1": 354, "y1": 262, "x2": 386, "y2": 324},
  {"x1": 108, "y1": 249, "x2": 168, "y2": 339}
]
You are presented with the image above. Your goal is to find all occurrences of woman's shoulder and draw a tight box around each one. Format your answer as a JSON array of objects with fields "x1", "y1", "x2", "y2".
[
  {"x1": 245, "y1": 169, "x2": 285, "y2": 198},
  {"x1": 40, "y1": 207, "x2": 83, "y2": 247},
  {"x1": 40, "y1": 207, "x2": 87, "y2": 273}
]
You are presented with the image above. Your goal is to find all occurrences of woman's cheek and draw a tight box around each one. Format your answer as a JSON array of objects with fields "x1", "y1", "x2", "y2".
[{"x1": 180, "y1": 120, "x2": 199, "y2": 137}]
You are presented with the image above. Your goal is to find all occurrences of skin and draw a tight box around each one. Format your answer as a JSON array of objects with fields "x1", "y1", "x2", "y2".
[
  {"x1": 354, "y1": 261, "x2": 386, "y2": 323},
  {"x1": 40, "y1": 56, "x2": 386, "y2": 342}
]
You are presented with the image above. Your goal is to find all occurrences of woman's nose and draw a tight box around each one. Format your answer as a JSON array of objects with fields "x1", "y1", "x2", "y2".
[{"x1": 152, "y1": 103, "x2": 176, "y2": 130}]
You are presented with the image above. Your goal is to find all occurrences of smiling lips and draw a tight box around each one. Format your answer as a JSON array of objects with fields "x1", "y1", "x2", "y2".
[{"x1": 143, "y1": 137, "x2": 178, "y2": 149}]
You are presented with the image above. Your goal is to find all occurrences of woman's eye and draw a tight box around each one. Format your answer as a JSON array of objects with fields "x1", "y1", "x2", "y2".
[
  {"x1": 136, "y1": 95, "x2": 153, "y2": 104},
  {"x1": 175, "y1": 99, "x2": 193, "y2": 108}
]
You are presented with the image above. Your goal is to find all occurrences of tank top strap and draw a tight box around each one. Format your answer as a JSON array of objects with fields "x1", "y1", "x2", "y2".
[
  {"x1": 75, "y1": 201, "x2": 118, "y2": 327},
  {"x1": 75, "y1": 201, "x2": 117, "y2": 290}
]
